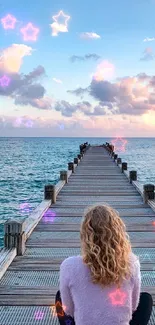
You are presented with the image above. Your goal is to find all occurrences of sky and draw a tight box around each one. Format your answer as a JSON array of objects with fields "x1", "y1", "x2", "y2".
[{"x1": 1, "y1": 0, "x2": 155, "y2": 136}]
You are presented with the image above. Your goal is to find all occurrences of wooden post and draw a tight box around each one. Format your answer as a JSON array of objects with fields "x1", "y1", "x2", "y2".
[
  {"x1": 74, "y1": 158, "x2": 78, "y2": 165},
  {"x1": 114, "y1": 154, "x2": 118, "y2": 161},
  {"x1": 143, "y1": 184, "x2": 155, "y2": 203},
  {"x1": 117, "y1": 158, "x2": 122, "y2": 165},
  {"x1": 129, "y1": 171, "x2": 137, "y2": 184},
  {"x1": 122, "y1": 162, "x2": 127, "y2": 173},
  {"x1": 44, "y1": 185, "x2": 56, "y2": 203},
  {"x1": 60, "y1": 170, "x2": 68, "y2": 183},
  {"x1": 4, "y1": 219, "x2": 26, "y2": 256},
  {"x1": 68, "y1": 162, "x2": 75, "y2": 173},
  {"x1": 78, "y1": 154, "x2": 82, "y2": 160}
]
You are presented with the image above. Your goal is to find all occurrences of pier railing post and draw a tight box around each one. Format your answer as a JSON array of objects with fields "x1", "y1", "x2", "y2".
[
  {"x1": 129, "y1": 171, "x2": 137, "y2": 184},
  {"x1": 60, "y1": 170, "x2": 68, "y2": 183},
  {"x1": 122, "y1": 162, "x2": 127, "y2": 173},
  {"x1": 114, "y1": 154, "x2": 118, "y2": 161},
  {"x1": 143, "y1": 184, "x2": 155, "y2": 203},
  {"x1": 4, "y1": 219, "x2": 26, "y2": 256},
  {"x1": 117, "y1": 158, "x2": 122, "y2": 165},
  {"x1": 44, "y1": 185, "x2": 56, "y2": 203},
  {"x1": 68, "y1": 162, "x2": 75, "y2": 173},
  {"x1": 74, "y1": 158, "x2": 79, "y2": 165},
  {"x1": 79, "y1": 145, "x2": 83, "y2": 154}
]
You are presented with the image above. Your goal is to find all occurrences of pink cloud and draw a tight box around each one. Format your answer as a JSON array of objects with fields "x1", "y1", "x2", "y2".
[
  {"x1": 0, "y1": 44, "x2": 33, "y2": 73},
  {"x1": 93, "y1": 60, "x2": 115, "y2": 81},
  {"x1": 1, "y1": 114, "x2": 155, "y2": 136}
]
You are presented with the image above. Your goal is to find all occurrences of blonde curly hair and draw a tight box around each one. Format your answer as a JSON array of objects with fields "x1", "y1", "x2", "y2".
[{"x1": 80, "y1": 204, "x2": 132, "y2": 288}]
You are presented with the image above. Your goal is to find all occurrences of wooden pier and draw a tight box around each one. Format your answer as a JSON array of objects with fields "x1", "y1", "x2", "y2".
[{"x1": 0, "y1": 143, "x2": 155, "y2": 325}]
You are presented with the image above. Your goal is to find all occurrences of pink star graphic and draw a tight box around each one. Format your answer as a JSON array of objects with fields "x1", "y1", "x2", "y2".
[
  {"x1": 24, "y1": 119, "x2": 33, "y2": 128},
  {"x1": 52, "y1": 10, "x2": 70, "y2": 26},
  {"x1": 44, "y1": 210, "x2": 56, "y2": 223},
  {"x1": 111, "y1": 137, "x2": 127, "y2": 153},
  {"x1": 1, "y1": 14, "x2": 17, "y2": 29},
  {"x1": 0, "y1": 75, "x2": 10, "y2": 87},
  {"x1": 109, "y1": 289, "x2": 127, "y2": 306},
  {"x1": 20, "y1": 23, "x2": 39, "y2": 41},
  {"x1": 20, "y1": 203, "x2": 32, "y2": 214},
  {"x1": 34, "y1": 310, "x2": 44, "y2": 320}
]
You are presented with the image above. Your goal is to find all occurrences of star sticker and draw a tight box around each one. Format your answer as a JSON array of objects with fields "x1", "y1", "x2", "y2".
[
  {"x1": 24, "y1": 119, "x2": 33, "y2": 128},
  {"x1": 109, "y1": 289, "x2": 127, "y2": 306},
  {"x1": 44, "y1": 210, "x2": 56, "y2": 223},
  {"x1": 1, "y1": 14, "x2": 17, "y2": 29},
  {"x1": 0, "y1": 75, "x2": 10, "y2": 87},
  {"x1": 34, "y1": 310, "x2": 44, "y2": 320},
  {"x1": 50, "y1": 10, "x2": 70, "y2": 36},
  {"x1": 51, "y1": 301, "x2": 66, "y2": 317},
  {"x1": 20, "y1": 23, "x2": 39, "y2": 41},
  {"x1": 53, "y1": 10, "x2": 70, "y2": 25},
  {"x1": 111, "y1": 137, "x2": 127, "y2": 153},
  {"x1": 58, "y1": 123, "x2": 65, "y2": 130},
  {"x1": 20, "y1": 202, "x2": 32, "y2": 215},
  {"x1": 14, "y1": 117, "x2": 22, "y2": 127}
]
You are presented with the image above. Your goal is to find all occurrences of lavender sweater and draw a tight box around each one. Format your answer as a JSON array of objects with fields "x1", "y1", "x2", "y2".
[{"x1": 59, "y1": 253, "x2": 141, "y2": 325}]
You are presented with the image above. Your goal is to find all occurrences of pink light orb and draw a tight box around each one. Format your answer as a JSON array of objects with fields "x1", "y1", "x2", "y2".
[
  {"x1": 1, "y1": 14, "x2": 17, "y2": 29},
  {"x1": 20, "y1": 22, "x2": 39, "y2": 41},
  {"x1": 0, "y1": 75, "x2": 10, "y2": 87}
]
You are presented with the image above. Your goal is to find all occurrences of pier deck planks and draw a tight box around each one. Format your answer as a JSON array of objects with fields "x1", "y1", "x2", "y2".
[{"x1": 0, "y1": 146, "x2": 155, "y2": 325}]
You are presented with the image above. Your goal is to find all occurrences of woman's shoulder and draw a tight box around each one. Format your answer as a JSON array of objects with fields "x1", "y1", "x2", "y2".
[
  {"x1": 129, "y1": 252, "x2": 140, "y2": 264},
  {"x1": 129, "y1": 252, "x2": 140, "y2": 276},
  {"x1": 60, "y1": 255, "x2": 82, "y2": 269}
]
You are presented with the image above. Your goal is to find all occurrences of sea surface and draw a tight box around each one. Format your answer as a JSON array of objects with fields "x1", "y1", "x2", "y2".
[{"x1": 0, "y1": 137, "x2": 155, "y2": 247}]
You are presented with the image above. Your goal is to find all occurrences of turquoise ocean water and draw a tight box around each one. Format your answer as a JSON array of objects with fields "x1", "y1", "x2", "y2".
[{"x1": 0, "y1": 137, "x2": 155, "y2": 247}]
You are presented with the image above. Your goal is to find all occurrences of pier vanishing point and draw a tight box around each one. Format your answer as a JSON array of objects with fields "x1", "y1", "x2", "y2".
[{"x1": 0, "y1": 143, "x2": 155, "y2": 324}]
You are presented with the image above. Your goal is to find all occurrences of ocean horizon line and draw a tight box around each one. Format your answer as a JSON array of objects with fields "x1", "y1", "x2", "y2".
[{"x1": 0, "y1": 136, "x2": 155, "y2": 139}]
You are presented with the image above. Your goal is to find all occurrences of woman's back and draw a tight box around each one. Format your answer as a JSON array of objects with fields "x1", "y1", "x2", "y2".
[{"x1": 60, "y1": 252, "x2": 141, "y2": 325}]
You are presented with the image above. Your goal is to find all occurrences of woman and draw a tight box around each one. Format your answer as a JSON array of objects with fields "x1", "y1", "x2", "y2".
[{"x1": 55, "y1": 204, "x2": 153, "y2": 325}]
